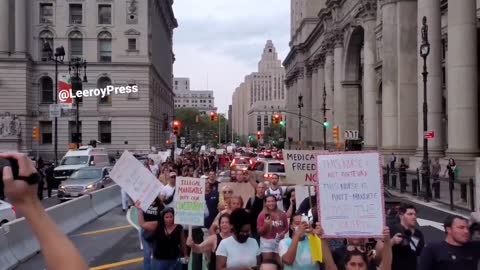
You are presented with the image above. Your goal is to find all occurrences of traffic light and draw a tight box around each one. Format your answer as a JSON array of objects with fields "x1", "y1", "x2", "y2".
[
  {"x1": 172, "y1": 120, "x2": 181, "y2": 135},
  {"x1": 256, "y1": 131, "x2": 262, "y2": 140},
  {"x1": 272, "y1": 114, "x2": 281, "y2": 125},
  {"x1": 32, "y1": 126, "x2": 39, "y2": 141},
  {"x1": 323, "y1": 121, "x2": 330, "y2": 127},
  {"x1": 210, "y1": 112, "x2": 217, "y2": 121},
  {"x1": 248, "y1": 135, "x2": 253, "y2": 141},
  {"x1": 333, "y1": 126, "x2": 339, "y2": 140}
]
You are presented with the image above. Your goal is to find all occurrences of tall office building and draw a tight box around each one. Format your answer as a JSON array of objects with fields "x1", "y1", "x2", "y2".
[{"x1": 0, "y1": 0, "x2": 177, "y2": 158}]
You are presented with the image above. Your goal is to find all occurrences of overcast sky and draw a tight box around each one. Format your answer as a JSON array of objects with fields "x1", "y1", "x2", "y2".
[{"x1": 172, "y1": 0, "x2": 290, "y2": 115}]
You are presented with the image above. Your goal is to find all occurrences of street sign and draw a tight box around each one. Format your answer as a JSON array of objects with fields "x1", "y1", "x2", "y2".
[
  {"x1": 49, "y1": 104, "x2": 61, "y2": 118},
  {"x1": 424, "y1": 131, "x2": 435, "y2": 139},
  {"x1": 180, "y1": 137, "x2": 186, "y2": 148},
  {"x1": 344, "y1": 130, "x2": 359, "y2": 140}
]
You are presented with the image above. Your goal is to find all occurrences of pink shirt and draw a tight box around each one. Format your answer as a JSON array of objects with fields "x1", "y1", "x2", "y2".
[{"x1": 257, "y1": 210, "x2": 288, "y2": 239}]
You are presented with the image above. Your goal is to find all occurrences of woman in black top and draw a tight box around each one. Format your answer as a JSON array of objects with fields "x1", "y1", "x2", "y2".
[
  {"x1": 138, "y1": 198, "x2": 164, "y2": 270},
  {"x1": 187, "y1": 213, "x2": 232, "y2": 270},
  {"x1": 136, "y1": 202, "x2": 188, "y2": 270}
]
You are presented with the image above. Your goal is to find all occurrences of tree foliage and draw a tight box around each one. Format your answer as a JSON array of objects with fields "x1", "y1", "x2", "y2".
[{"x1": 174, "y1": 108, "x2": 228, "y2": 146}]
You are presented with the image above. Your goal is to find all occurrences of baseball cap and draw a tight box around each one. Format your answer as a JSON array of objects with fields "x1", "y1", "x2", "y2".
[
  {"x1": 169, "y1": 172, "x2": 177, "y2": 177},
  {"x1": 200, "y1": 175, "x2": 208, "y2": 179}
]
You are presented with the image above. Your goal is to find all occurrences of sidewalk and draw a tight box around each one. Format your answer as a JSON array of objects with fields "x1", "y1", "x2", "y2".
[{"x1": 385, "y1": 188, "x2": 472, "y2": 219}]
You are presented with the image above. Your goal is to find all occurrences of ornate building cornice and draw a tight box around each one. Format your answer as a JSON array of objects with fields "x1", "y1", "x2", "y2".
[
  {"x1": 357, "y1": 0, "x2": 377, "y2": 21},
  {"x1": 332, "y1": 28, "x2": 344, "y2": 48}
]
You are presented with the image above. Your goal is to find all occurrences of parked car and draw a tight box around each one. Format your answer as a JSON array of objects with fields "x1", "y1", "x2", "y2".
[
  {"x1": 230, "y1": 157, "x2": 253, "y2": 182},
  {"x1": 0, "y1": 200, "x2": 16, "y2": 226},
  {"x1": 250, "y1": 160, "x2": 286, "y2": 183},
  {"x1": 58, "y1": 166, "x2": 112, "y2": 201}
]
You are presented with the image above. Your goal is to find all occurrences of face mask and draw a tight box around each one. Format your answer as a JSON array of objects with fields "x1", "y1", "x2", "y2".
[{"x1": 236, "y1": 233, "x2": 249, "y2": 243}]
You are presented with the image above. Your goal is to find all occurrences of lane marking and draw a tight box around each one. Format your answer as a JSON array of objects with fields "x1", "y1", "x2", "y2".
[
  {"x1": 89, "y1": 257, "x2": 143, "y2": 270},
  {"x1": 417, "y1": 218, "x2": 444, "y2": 231},
  {"x1": 75, "y1": 225, "x2": 133, "y2": 236}
]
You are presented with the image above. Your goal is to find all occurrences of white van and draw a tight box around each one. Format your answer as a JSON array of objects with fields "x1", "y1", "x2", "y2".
[{"x1": 54, "y1": 146, "x2": 110, "y2": 181}]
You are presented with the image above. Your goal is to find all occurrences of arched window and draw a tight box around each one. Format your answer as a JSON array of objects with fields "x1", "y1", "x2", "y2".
[
  {"x1": 69, "y1": 31, "x2": 83, "y2": 60},
  {"x1": 98, "y1": 31, "x2": 112, "y2": 62},
  {"x1": 40, "y1": 76, "x2": 53, "y2": 104},
  {"x1": 39, "y1": 30, "x2": 54, "y2": 61},
  {"x1": 97, "y1": 77, "x2": 112, "y2": 105}
]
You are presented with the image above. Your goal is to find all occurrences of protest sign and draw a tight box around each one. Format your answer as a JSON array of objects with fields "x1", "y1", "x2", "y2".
[
  {"x1": 219, "y1": 182, "x2": 254, "y2": 207},
  {"x1": 283, "y1": 150, "x2": 328, "y2": 185},
  {"x1": 110, "y1": 151, "x2": 163, "y2": 211},
  {"x1": 316, "y1": 151, "x2": 384, "y2": 238},
  {"x1": 295, "y1": 185, "x2": 315, "y2": 209},
  {"x1": 216, "y1": 149, "x2": 225, "y2": 155},
  {"x1": 174, "y1": 177, "x2": 205, "y2": 226}
]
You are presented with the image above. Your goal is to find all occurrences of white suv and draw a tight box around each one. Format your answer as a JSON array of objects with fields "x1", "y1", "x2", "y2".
[{"x1": 0, "y1": 200, "x2": 16, "y2": 226}]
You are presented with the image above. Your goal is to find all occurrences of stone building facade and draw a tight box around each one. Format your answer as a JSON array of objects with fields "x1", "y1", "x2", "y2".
[
  {"x1": 0, "y1": 0, "x2": 177, "y2": 158},
  {"x1": 284, "y1": 0, "x2": 479, "y2": 176},
  {"x1": 232, "y1": 40, "x2": 286, "y2": 140},
  {"x1": 173, "y1": 77, "x2": 217, "y2": 115}
]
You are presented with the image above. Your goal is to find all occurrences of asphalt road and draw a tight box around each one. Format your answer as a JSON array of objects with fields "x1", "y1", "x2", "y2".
[
  {"x1": 12, "y1": 191, "x2": 459, "y2": 270},
  {"x1": 14, "y1": 190, "x2": 60, "y2": 219}
]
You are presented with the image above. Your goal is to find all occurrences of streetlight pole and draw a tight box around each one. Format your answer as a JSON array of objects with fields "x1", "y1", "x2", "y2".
[
  {"x1": 42, "y1": 42, "x2": 65, "y2": 166},
  {"x1": 69, "y1": 57, "x2": 87, "y2": 149},
  {"x1": 298, "y1": 95, "x2": 304, "y2": 148},
  {"x1": 322, "y1": 85, "x2": 328, "y2": 150},
  {"x1": 420, "y1": 16, "x2": 431, "y2": 202}
]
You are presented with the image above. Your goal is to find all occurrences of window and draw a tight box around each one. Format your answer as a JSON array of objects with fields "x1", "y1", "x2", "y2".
[
  {"x1": 40, "y1": 3, "x2": 53, "y2": 24},
  {"x1": 99, "y1": 121, "x2": 111, "y2": 143},
  {"x1": 257, "y1": 116, "x2": 261, "y2": 131},
  {"x1": 39, "y1": 30, "x2": 54, "y2": 61},
  {"x1": 40, "y1": 121, "x2": 52, "y2": 144},
  {"x1": 40, "y1": 76, "x2": 53, "y2": 104},
  {"x1": 98, "y1": 4, "x2": 111, "y2": 24},
  {"x1": 98, "y1": 77, "x2": 112, "y2": 104},
  {"x1": 128, "y1": 38, "x2": 137, "y2": 51},
  {"x1": 69, "y1": 121, "x2": 82, "y2": 144},
  {"x1": 264, "y1": 115, "x2": 269, "y2": 127},
  {"x1": 68, "y1": 31, "x2": 83, "y2": 60},
  {"x1": 98, "y1": 31, "x2": 112, "y2": 62},
  {"x1": 69, "y1": 4, "x2": 82, "y2": 24}
]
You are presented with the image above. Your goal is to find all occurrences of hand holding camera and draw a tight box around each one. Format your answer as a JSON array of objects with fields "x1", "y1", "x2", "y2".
[{"x1": 0, "y1": 153, "x2": 40, "y2": 208}]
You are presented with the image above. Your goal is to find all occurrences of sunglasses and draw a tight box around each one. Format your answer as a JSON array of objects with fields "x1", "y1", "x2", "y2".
[{"x1": 223, "y1": 190, "x2": 233, "y2": 194}]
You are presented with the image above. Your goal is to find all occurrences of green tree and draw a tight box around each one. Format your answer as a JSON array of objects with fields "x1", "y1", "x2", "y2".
[
  {"x1": 263, "y1": 124, "x2": 286, "y2": 148},
  {"x1": 174, "y1": 108, "x2": 228, "y2": 146}
]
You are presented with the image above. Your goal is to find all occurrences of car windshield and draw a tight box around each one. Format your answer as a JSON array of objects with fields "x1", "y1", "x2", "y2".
[
  {"x1": 61, "y1": 156, "x2": 89, "y2": 166},
  {"x1": 268, "y1": 163, "x2": 285, "y2": 173},
  {"x1": 70, "y1": 169, "x2": 102, "y2": 179}
]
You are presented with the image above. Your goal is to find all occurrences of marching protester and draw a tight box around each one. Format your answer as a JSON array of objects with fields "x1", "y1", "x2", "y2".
[
  {"x1": 204, "y1": 175, "x2": 220, "y2": 230},
  {"x1": 207, "y1": 170, "x2": 219, "y2": 192},
  {"x1": 216, "y1": 208, "x2": 261, "y2": 269},
  {"x1": 210, "y1": 195, "x2": 243, "y2": 234},
  {"x1": 1, "y1": 152, "x2": 89, "y2": 270},
  {"x1": 285, "y1": 189, "x2": 296, "y2": 219},
  {"x1": 187, "y1": 213, "x2": 232, "y2": 270},
  {"x1": 278, "y1": 213, "x2": 320, "y2": 269},
  {"x1": 418, "y1": 215, "x2": 480, "y2": 270},
  {"x1": 137, "y1": 197, "x2": 165, "y2": 270},
  {"x1": 217, "y1": 184, "x2": 234, "y2": 212},
  {"x1": 257, "y1": 194, "x2": 289, "y2": 263},
  {"x1": 135, "y1": 202, "x2": 188, "y2": 270},
  {"x1": 160, "y1": 171, "x2": 177, "y2": 208},
  {"x1": 246, "y1": 182, "x2": 267, "y2": 242},
  {"x1": 389, "y1": 204, "x2": 425, "y2": 270}
]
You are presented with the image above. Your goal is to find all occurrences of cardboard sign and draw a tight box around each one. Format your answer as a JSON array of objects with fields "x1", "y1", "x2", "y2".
[
  {"x1": 283, "y1": 150, "x2": 328, "y2": 185},
  {"x1": 174, "y1": 177, "x2": 206, "y2": 226},
  {"x1": 110, "y1": 151, "x2": 163, "y2": 212},
  {"x1": 316, "y1": 152, "x2": 385, "y2": 238}
]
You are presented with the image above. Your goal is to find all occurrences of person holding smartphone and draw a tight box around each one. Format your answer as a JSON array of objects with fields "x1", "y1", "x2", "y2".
[
  {"x1": 257, "y1": 194, "x2": 289, "y2": 264},
  {"x1": 0, "y1": 152, "x2": 88, "y2": 270}
]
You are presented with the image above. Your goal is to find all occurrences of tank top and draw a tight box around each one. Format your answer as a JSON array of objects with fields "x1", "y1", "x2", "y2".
[{"x1": 209, "y1": 233, "x2": 224, "y2": 270}]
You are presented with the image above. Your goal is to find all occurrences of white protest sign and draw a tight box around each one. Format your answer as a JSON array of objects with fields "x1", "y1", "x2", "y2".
[
  {"x1": 174, "y1": 177, "x2": 205, "y2": 226},
  {"x1": 295, "y1": 185, "x2": 315, "y2": 208},
  {"x1": 174, "y1": 148, "x2": 183, "y2": 157},
  {"x1": 316, "y1": 151, "x2": 385, "y2": 238},
  {"x1": 109, "y1": 151, "x2": 163, "y2": 212},
  {"x1": 148, "y1": 154, "x2": 162, "y2": 165},
  {"x1": 216, "y1": 149, "x2": 225, "y2": 155},
  {"x1": 283, "y1": 150, "x2": 328, "y2": 185}
]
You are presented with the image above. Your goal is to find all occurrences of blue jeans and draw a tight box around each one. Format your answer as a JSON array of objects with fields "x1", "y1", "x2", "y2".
[
  {"x1": 141, "y1": 230, "x2": 153, "y2": 270},
  {"x1": 152, "y1": 259, "x2": 179, "y2": 270}
]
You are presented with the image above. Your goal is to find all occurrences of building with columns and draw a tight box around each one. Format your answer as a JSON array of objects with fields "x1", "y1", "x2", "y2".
[
  {"x1": 232, "y1": 40, "x2": 286, "y2": 141},
  {"x1": 284, "y1": 0, "x2": 479, "y2": 177},
  {"x1": 0, "y1": 0, "x2": 177, "y2": 158}
]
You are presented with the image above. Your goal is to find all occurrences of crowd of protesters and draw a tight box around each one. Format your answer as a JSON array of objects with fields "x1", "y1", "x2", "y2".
[
  {"x1": 1, "y1": 150, "x2": 479, "y2": 270},
  {"x1": 127, "y1": 149, "x2": 480, "y2": 270}
]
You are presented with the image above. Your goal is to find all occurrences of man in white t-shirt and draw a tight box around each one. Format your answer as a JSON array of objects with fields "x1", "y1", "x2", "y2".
[{"x1": 160, "y1": 171, "x2": 176, "y2": 208}]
